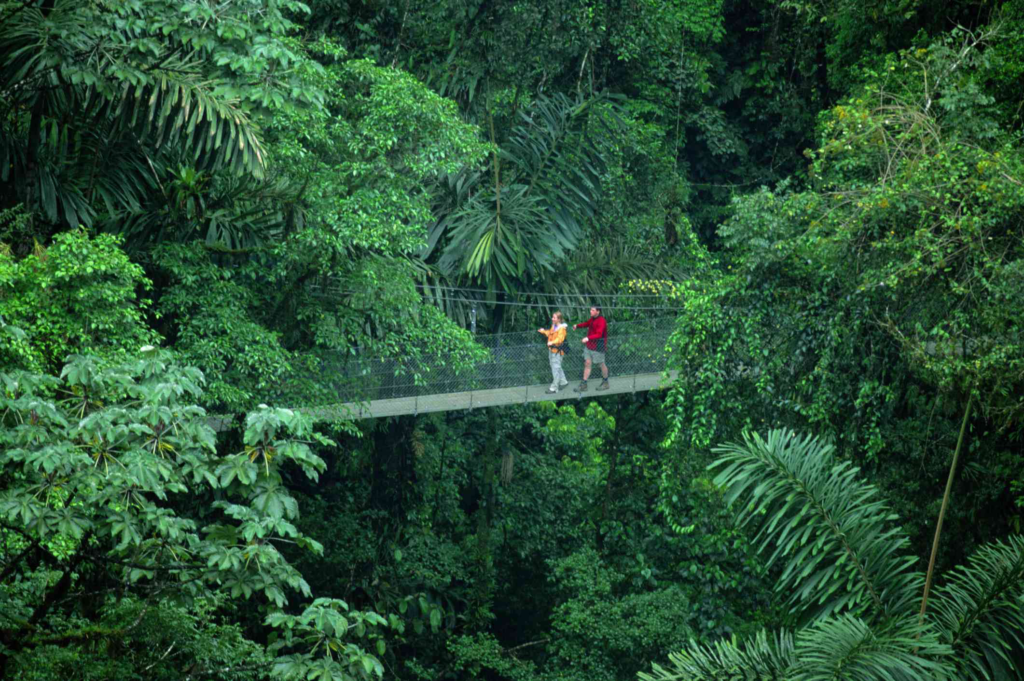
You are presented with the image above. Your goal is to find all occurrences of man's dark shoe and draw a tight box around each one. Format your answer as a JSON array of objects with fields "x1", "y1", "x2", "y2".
[
  {"x1": 573, "y1": 381, "x2": 588, "y2": 393},
  {"x1": 596, "y1": 380, "x2": 610, "y2": 391}
]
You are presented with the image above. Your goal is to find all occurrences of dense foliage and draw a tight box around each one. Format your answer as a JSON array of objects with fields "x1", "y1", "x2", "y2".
[{"x1": 2, "y1": 0, "x2": 1023, "y2": 679}]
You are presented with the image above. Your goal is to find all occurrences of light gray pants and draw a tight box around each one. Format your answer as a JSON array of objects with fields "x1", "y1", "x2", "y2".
[{"x1": 549, "y1": 352, "x2": 567, "y2": 389}]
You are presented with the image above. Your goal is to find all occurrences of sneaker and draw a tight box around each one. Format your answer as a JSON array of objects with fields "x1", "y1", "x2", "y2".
[
  {"x1": 546, "y1": 387, "x2": 558, "y2": 394},
  {"x1": 558, "y1": 382, "x2": 569, "y2": 391},
  {"x1": 596, "y1": 380, "x2": 610, "y2": 391},
  {"x1": 573, "y1": 381, "x2": 588, "y2": 393}
]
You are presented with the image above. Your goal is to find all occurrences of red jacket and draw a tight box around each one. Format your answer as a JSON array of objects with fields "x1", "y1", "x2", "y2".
[{"x1": 575, "y1": 316, "x2": 607, "y2": 351}]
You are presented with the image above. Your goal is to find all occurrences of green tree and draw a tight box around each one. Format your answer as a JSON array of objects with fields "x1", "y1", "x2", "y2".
[
  {"x1": 423, "y1": 92, "x2": 620, "y2": 296},
  {"x1": 0, "y1": 230, "x2": 156, "y2": 372},
  {"x1": 0, "y1": 351, "x2": 385, "y2": 679},
  {"x1": 663, "y1": 26, "x2": 1024, "y2": 557},
  {"x1": 0, "y1": 0, "x2": 322, "y2": 231},
  {"x1": 144, "y1": 47, "x2": 491, "y2": 412}
]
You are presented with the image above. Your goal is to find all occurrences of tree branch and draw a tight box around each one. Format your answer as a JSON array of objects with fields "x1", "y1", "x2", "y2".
[
  {"x1": 27, "y1": 532, "x2": 93, "y2": 626},
  {"x1": 503, "y1": 637, "x2": 550, "y2": 655}
]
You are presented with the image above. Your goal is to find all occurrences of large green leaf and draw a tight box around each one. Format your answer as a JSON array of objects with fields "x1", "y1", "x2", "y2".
[
  {"x1": 638, "y1": 630, "x2": 796, "y2": 680},
  {"x1": 929, "y1": 535, "x2": 1024, "y2": 680},
  {"x1": 710, "y1": 430, "x2": 922, "y2": 622}
]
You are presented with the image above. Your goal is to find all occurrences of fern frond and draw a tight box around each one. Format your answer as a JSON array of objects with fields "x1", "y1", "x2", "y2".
[
  {"x1": 638, "y1": 629, "x2": 796, "y2": 680},
  {"x1": 711, "y1": 430, "x2": 921, "y2": 622},
  {"x1": 929, "y1": 534, "x2": 1024, "y2": 680}
]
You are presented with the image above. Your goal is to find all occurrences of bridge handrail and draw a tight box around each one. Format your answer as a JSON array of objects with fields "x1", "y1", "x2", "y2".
[{"x1": 282, "y1": 321, "x2": 676, "y2": 407}]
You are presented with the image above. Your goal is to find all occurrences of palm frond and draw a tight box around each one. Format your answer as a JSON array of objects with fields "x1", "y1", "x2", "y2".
[
  {"x1": 638, "y1": 630, "x2": 796, "y2": 680},
  {"x1": 711, "y1": 430, "x2": 921, "y2": 622},
  {"x1": 109, "y1": 63, "x2": 267, "y2": 178},
  {"x1": 436, "y1": 185, "x2": 560, "y2": 284},
  {"x1": 791, "y1": 615, "x2": 952, "y2": 681},
  {"x1": 540, "y1": 239, "x2": 685, "y2": 305},
  {"x1": 29, "y1": 162, "x2": 96, "y2": 228},
  {"x1": 0, "y1": 1, "x2": 276, "y2": 231},
  {"x1": 647, "y1": 430, "x2": 1018, "y2": 681},
  {"x1": 1, "y1": 2, "x2": 267, "y2": 178},
  {"x1": 503, "y1": 92, "x2": 618, "y2": 222},
  {"x1": 929, "y1": 534, "x2": 1024, "y2": 680},
  {"x1": 642, "y1": 617, "x2": 954, "y2": 681},
  {"x1": 426, "y1": 92, "x2": 623, "y2": 293},
  {"x1": 405, "y1": 259, "x2": 477, "y2": 329},
  {"x1": 423, "y1": 167, "x2": 483, "y2": 261}
]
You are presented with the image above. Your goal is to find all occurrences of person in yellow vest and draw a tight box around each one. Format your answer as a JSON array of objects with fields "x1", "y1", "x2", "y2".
[{"x1": 538, "y1": 311, "x2": 569, "y2": 394}]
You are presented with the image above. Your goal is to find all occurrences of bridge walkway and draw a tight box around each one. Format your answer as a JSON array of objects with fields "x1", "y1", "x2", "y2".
[{"x1": 303, "y1": 370, "x2": 677, "y2": 420}]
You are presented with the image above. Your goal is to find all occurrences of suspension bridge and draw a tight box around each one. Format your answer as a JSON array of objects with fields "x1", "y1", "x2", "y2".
[{"x1": 291, "y1": 318, "x2": 678, "y2": 421}]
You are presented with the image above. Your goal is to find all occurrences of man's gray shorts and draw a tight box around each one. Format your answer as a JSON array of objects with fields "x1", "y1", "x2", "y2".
[{"x1": 583, "y1": 347, "x2": 606, "y2": 365}]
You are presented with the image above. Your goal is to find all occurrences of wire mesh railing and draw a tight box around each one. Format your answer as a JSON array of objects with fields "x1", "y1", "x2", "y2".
[{"x1": 290, "y1": 318, "x2": 677, "y2": 407}]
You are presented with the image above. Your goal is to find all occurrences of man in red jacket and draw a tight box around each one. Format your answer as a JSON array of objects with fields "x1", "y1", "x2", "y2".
[{"x1": 573, "y1": 305, "x2": 609, "y2": 392}]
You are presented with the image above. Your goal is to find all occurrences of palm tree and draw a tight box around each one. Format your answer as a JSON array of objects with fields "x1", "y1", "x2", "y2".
[
  {"x1": 641, "y1": 430, "x2": 1024, "y2": 680},
  {"x1": 419, "y1": 92, "x2": 618, "y2": 323},
  {"x1": 0, "y1": 0, "x2": 313, "y2": 232}
]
